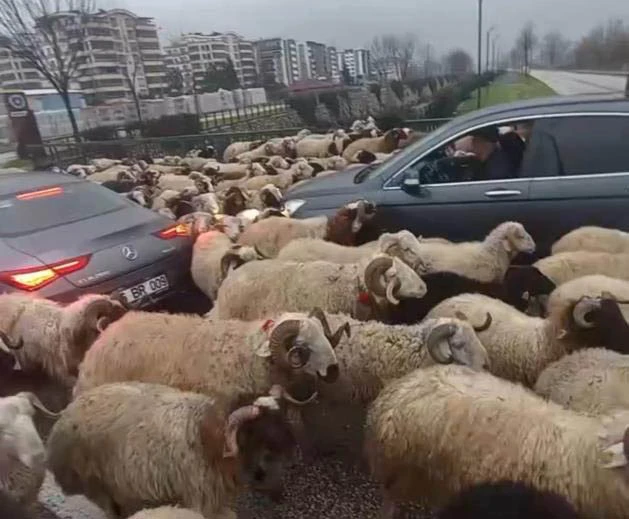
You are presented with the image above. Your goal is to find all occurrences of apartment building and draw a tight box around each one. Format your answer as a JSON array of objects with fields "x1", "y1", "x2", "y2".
[
  {"x1": 306, "y1": 41, "x2": 328, "y2": 80},
  {"x1": 326, "y1": 46, "x2": 340, "y2": 83},
  {"x1": 164, "y1": 32, "x2": 258, "y2": 92},
  {"x1": 254, "y1": 37, "x2": 299, "y2": 86},
  {"x1": 339, "y1": 48, "x2": 371, "y2": 83},
  {"x1": 0, "y1": 40, "x2": 48, "y2": 90}
]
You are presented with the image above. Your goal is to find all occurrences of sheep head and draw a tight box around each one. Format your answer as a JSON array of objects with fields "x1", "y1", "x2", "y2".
[
  {"x1": 268, "y1": 156, "x2": 290, "y2": 170},
  {"x1": 219, "y1": 386, "x2": 295, "y2": 501},
  {"x1": 60, "y1": 295, "x2": 127, "y2": 368},
  {"x1": 222, "y1": 186, "x2": 250, "y2": 216},
  {"x1": 423, "y1": 318, "x2": 490, "y2": 371},
  {"x1": 346, "y1": 200, "x2": 377, "y2": 234},
  {"x1": 177, "y1": 212, "x2": 215, "y2": 238},
  {"x1": 327, "y1": 156, "x2": 348, "y2": 171},
  {"x1": 252, "y1": 313, "x2": 340, "y2": 403},
  {"x1": 377, "y1": 230, "x2": 424, "y2": 271},
  {"x1": 495, "y1": 221, "x2": 536, "y2": 257},
  {"x1": 116, "y1": 170, "x2": 136, "y2": 182},
  {"x1": 351, "y1": 150, "x2": 377, "y2": 164},
  {"x1": 260, "y1": 184, "x2": 283, "y2": 209},
  {"x1": 363, "y1": 255, "x2": 427, "y2": 306},
  {"x1": 215, "y1": 215, "x2": 244, "y2": 240},
  {"x1": 383, "y1": 128, "x2": 407, "y2": 151},
  {"x1": 220, "y1": 245, "x2": 259, "y2": 280},
  {"x1": 503, "y1": 265, "x2": 556, "y2": 313}
]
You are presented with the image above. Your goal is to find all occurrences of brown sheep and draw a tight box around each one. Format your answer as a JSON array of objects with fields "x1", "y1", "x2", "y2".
[{"x1": 342, "y1": 128, "x2": 407, "y2": 161}]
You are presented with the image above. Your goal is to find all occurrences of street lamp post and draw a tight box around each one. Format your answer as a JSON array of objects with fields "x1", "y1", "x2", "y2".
[
  {"x1": 492, "y1": 35, "x2": 500, "y2": 71},
  {"x1": 477, "y1": 0, "x2": 483, "y2": 109},
  {"x1": 486, "y1": 26, "x2": 496, "y2": 72}
]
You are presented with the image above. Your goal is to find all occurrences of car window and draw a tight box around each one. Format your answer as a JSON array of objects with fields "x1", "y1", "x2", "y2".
[
  {"x1": 527, "y1": 115, "x2": 629, "y2": 177},
  {"x1": 393, "y1": 123, "x2": 529, "y2": 186},
  {"x1": 0, "y1": 181, "x2": 128, "y2": 237}
]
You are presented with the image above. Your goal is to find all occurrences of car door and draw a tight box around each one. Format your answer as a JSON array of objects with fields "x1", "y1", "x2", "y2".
[
  {"x1": 526, "y1": 114, "x2": 629, "y2": 255},
  {"x1": 378, "y1": 126, "x2": 532, "y2": 242}
]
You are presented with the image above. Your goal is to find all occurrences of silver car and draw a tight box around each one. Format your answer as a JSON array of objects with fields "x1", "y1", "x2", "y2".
[{"x1": 0, "y1": 171, "x2": 194, "y2": 308}]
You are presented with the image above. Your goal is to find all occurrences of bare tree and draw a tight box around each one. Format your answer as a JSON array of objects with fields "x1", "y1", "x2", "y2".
[
  {"x1": 120, "y1": 54, "x2": 143, "y2": 133},
  {"x1": 540, "y1": 31, "x2": 570, "y2": 68},
  {"x1": 517, "y1": 22, "x2": 538, "y2": 74},
  {"x1": 443, "y1": 49, "x2": 474, "y2": 76},
  {"x1": 0, "y1": 0, "x2": 95, "y2": 142},
  {"x1": 574, "y1": 18, "x2": 629, "y2": 71},
  {"x1": 369, "y1": 33, "x2": 418, "y2": 82}
]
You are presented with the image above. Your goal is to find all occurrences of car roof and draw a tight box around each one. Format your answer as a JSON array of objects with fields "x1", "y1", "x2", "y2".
[
  {"x1": 452, "y1": 93, "x2": 629, "y2": 128},
  {"x1": 0, "y1": 171, "x2": 81, "y2": 195}
]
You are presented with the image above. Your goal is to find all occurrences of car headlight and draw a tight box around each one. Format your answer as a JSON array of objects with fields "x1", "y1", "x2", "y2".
[{"x1": 285, "y1": 199, "x2": 306, "y2": 216}]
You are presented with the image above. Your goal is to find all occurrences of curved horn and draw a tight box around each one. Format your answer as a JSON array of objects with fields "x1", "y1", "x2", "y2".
[
  {"x1": 307, "y1": 307, "x2": 350, "y2": 349},
  {"x1": 82, "y1": 298, "x2": 123, "y2": 334},
  {"x1": 22, "y1": 392, "x2": 60, "y2": 418},
  {"x1": 223, "y1": 404, "x2": 261, "y2": 458},
  {"x1": 455, "y1": 311, "x2": 492, "y2": 332},
  {"x1": 329, "y1": 322, "x2": 350, "y2": 349},
  {"x1": 573, "y1": 296, "x2": 602, "y2": 329},
  {"x1": 220, "y1": 252, "x2": 245, "y2": 279},
  {"x1": 268, "y1": 319, "x2": 301, "y2": 369},
  {"x1": 253, "y1": 244, "x2": 269, "y2": 259},
  {"x1": 385, "y1": 277, "x2": 402, "y2": 305},
  {"x1": 364, "y1": 256, "x2": 394, "y2": 298},
  {"x1": 0, "y1": 330, "x2": 23, "y2": 350},
  {"x1": 308, "y1": 307, "x2": 332, "y2": 337},
  {"x1": 426, "y1": 322, "x2": 457, "y2": 364}
]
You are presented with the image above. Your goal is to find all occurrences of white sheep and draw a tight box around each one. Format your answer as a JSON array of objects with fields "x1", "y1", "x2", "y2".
[
  {"x1": 128, "y1": 507, "x2": 206, "y2": 519},
  {"x1": 552, "y1": 226, "x2": 629, "y2": 255},
  {"x1": 241, "y1": 162, "x2": 314, "y2": 192},
  {"x1": 190, "y1": 230, "x2": 259, "y2": 301},
  {"x1": 342, "y1": 128, "x2": 406, "y2": 161},
  {"x1": 90, "y1": 158, "x2": 121, "y2": 172},
  {"x1": 212, "y1": 253, "x2": 426, "y2": 322},
  {"x1": 0, "y1": 293, "x2": 126, "y2": 386},
  {"x1": 48, "y1": 382, "x2": 295, "y2": 519},
  {"x1": 412, "y1": 221, "x2": 536, "y2": 283},
  {"x1": 317, "y1": 312, "x2": 489, "y2": 404},
  {"x1": 223, "y1": 140, "x2": 264, "y2": 162},
  {"x1": 74, "y1": 310, "x2": 343, "y2": 407},
  {"x1": 276, "y1": 230, "x2": 421, "y2": 266},
  {"x1": 535, "y1": 348, "x2": 629, "y2": 416},
  {"x1": 426, "y1": 288, "x2": 621, "y2": 386},
  {"x1": 365, "y1": 364, "x2": 629, "y2": 518},
  {"x1": 237, "y1": 200, "x2": 376, "y2": 258},
  {"x1": 0, "y1": 392, "x2": 59, "y2": 506},
  {"x1": 532, "y1": 251, "x2": 629, "y2": 287}
]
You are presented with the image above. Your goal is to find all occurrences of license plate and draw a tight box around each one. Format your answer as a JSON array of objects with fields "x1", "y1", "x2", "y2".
[{"x1": 121, "y1": 274, "x2": 169, "y2": 304}]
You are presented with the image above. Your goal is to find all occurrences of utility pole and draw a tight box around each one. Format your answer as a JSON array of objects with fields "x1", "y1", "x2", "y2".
[{"x1": 477, "y1": 0, "x2": 483, "y2": 109}]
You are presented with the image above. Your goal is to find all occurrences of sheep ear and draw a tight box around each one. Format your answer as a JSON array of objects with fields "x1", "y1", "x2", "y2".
[
  {"x1": 248, "y1": 324, "x2": 272, "y2": 358},
  {"x1": 501, "y1": 237, "x2": 513, "y2": 253},
  {"x1": 601, "y1": 441, "x2": 628, "y2": 468}
]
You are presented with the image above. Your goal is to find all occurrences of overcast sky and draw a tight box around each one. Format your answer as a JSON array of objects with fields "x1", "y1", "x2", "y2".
[{"x1": 108, "y1": 0, "x2": 629, "y2": 57}]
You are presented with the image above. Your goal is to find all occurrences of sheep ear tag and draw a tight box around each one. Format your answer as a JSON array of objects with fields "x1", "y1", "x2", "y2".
[{"x1": 250, "y1": 319, "x2": 275, "y2": 358}]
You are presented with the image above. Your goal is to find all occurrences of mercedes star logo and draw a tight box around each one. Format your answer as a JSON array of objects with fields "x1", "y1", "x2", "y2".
[
  {"x1": 7, "y1": 94, "x2": 26, "y2": 110},
  {"x1": 121, "y1": 245, "x2": 138, "y2": 261}
]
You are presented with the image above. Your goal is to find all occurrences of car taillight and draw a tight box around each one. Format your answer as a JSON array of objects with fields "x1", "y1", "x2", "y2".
[
  {"x1": 16, "y1": 186, "x2": 64, "y2": 201},
  {"x1": 0, "y1": 254, "x2": 91, "y2": 291},
  {"x1": 156, "y1": 223, "x2": 190, "y2": 240}
]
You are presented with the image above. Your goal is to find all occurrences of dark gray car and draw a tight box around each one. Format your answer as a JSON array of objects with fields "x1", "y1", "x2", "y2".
[
  {"x1": 0, "y1": 171, "x2": 194, "y2": 307},
  {"x1": 286, "y1": 94, "x2": 629, "y2": 257}
]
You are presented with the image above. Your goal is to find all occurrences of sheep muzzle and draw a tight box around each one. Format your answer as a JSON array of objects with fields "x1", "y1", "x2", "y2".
[{"x1": 426, "y1": 323, "x2": 457, "y2": 364}]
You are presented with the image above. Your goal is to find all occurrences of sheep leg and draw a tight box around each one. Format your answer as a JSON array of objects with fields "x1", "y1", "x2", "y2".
[
  {"x1": 379, "y1": 494, "x2": 398, "y2": 519},
  {"x1": 287, "y1": 406, "x2": 317, "y2": 462}
]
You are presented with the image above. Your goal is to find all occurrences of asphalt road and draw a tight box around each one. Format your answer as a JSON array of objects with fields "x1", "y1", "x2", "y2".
[{"x1": 530, "y1": 69, "x2": 627, "y2": 96}]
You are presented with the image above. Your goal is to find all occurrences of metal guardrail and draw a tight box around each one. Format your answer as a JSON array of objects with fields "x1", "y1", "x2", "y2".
[{"x1": 25, "y1": 118, "x2": 453, "y2": 168}]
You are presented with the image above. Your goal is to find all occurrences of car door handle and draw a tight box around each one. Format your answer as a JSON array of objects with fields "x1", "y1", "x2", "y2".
[{"x1": 484, "y1": 189, "x2": 522, "y2": 198}]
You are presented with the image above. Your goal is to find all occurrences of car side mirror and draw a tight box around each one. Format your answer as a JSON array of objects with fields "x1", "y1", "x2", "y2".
[{"x1": 401, "y1": 169, "x2": 420, "y2": 194}]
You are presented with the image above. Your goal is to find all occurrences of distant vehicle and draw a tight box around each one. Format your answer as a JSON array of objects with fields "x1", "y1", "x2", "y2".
[
  {"x1": 286, "y1": 94, "x2": 629, "y2": 257},
  {"x1": 0, "y1": 171, "x2": 194, "y2": 308}
]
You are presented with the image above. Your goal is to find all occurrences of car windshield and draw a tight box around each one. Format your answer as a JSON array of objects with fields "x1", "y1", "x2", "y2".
[{"x1": 0, "y1": 181, "x2": 127, "y2": 237}]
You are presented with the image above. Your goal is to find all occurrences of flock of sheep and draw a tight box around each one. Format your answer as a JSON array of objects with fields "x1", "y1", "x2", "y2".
[
  {"x1": 55, "y1": 118, "x2": 415, "y2": 238},
  {"x1": 4, "y1": 119, "x2": 629, "y2": 518}
]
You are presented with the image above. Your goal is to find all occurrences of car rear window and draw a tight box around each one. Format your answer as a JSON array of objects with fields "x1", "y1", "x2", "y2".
[{"x1": 0, "y1": 181, "x2": 127, "y2": 237}]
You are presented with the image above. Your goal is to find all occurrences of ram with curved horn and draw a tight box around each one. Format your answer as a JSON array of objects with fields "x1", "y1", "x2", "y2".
[
  {"x1": 74, "y1": 310, "x2": 341, "y2": 411},
  {"x1": 427, "y1": 280, "x2": 629, "y2": 388},
  {"x1": 314, "y1": 315, "x2": 489, "y2": 405},
  {"x1": 0, "y1": 293, "x2": 127, "y2": 386},
  {"x1": 48, "y1": 382, "x2": 295, "y2": 519},
  {"x1": 210, "y1": 253, "x2": 426, "y2": 322},
  {"x1": 0, "y1": 391, "x2": 62, "y2": 506},
  {"x1": 237, "y1": 199, "x2": 378, "y2": 258}
]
